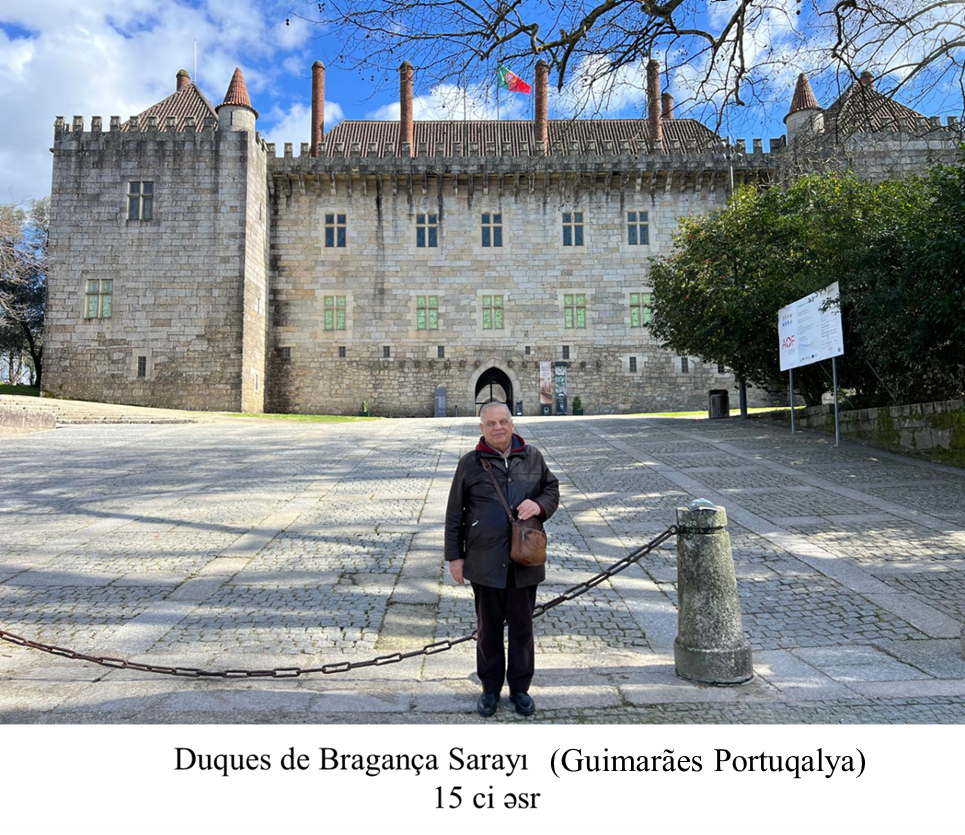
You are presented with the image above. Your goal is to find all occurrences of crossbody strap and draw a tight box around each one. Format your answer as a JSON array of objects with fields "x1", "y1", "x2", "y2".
[{"x1": 480, "y1": 458, "x2": 515, "y2": 522}]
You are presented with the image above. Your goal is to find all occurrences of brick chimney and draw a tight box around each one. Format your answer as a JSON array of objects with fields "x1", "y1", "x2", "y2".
[
  {"x1": 860, "y1": 71, "x2": 874, "y2": 88},
  {"x1": 176, "y1": 69, "x2": 190, "y2": 91},
  {"x1": 647, "y1": 59, "x2": 663, "y2": 151},
  {"x1": 311, "y1": 60, "x2": 325, "y2": 157},
  {"x1": 400, "y1": 61, "x2": 414, "y2": 155},
  {"x1": 534, "y1": 60, "x2": 549, "y2": 151},
  {"x1": 661, "y1": 92, "x2": 674, "y2": 120}
]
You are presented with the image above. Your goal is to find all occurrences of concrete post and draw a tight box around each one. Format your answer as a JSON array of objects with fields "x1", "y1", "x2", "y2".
[{"x1": 674, "y1": 499, "x2": 753, "y2": 685}]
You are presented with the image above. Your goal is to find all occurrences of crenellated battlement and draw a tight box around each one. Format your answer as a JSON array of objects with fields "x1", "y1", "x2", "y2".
[
  {"x1": 52, "y1": 115, "x2": 274, "y2": 155},
  {"x1": 264, "y1": 136, "x2": 789, "y2": 179}
]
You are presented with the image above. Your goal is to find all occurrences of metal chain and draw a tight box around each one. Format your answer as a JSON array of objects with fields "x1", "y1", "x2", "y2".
[{"x1": 0, "y1": 526, "x2": 677, "y2": 679}]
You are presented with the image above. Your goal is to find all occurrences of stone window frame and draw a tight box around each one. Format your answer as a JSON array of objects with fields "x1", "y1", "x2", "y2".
[
  {"x1": 318, "y1": 292, "x2": 354, "y2": 339},
  {"x1": 415, "y1": 212, "x2": 439, "y2": 248},
  {"x1": 127, "y1": 181, "x2": 154, "y2": 221},
  {"x1": 677, "y1": 355, "x2": 691, "y2": 374},
  {"x1": 407, "y1": 292, "x2": 444, "y2": 339},
  {"x1": 474, "y1": 289, "x2": 512, "y2": 338},
  {"x1": 129, "y1": 348, "x2": 153, "y2": 380},
  {"x1": 323, "y1": 294, "x2": 348, "y2": 331},
  {"x1": 415, "y1": 294, "x2": 440, "y2": 331},
  {"x1": 623, "y1": 354, "x2": 645, "y2": 374},
  {"x1": 563, "y1": 292, "x2": 588, "y2": 329},
  {"x1": 473, "y1": 208, "x2": 513, "y2": 258},
  {"x1": 626, "y1": 211, "x2": 650, "y2": 246},
  {"x1": 324, "y1": 212, "x2": 347, "y2": 248},
  {"x1": 628, "y1": 291, "x2": 653, "y2": 329},
  {"x1": 481, "y1": 293, "x2": 505, "y2": 331},
  {"x1": 84, "y1": 278, "x2": 113, "y2": 320},
  {"x1": 481, "y1": 212, "x2": 503, "y2": 248},
  {"x1": 561, "y1": 210, "x2": 586, "y2": 248},
  {"x1": 555, "y1": 288, "x2": 594, "y2": 335}
]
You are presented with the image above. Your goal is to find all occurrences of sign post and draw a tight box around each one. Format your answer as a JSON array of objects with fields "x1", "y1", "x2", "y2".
[{"x1": 778, "y1": 282, "x2": 845, "y2": 445}]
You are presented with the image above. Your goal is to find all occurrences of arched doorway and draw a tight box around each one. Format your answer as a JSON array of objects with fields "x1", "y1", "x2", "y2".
[{"x1": 474, "y1": 366, "x2": 513, "y2": 415}]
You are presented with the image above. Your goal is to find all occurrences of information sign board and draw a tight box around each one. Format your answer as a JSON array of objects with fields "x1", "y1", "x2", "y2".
[{"x1": 778, "y1": 282, "x2": 844, "y2": 371}]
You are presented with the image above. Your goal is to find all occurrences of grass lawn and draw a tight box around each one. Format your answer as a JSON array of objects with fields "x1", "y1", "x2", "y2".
[
  {"x1": 0, "y1": 384, "x2": 40, "y2": 397},
  {"x1": 226, "y1": 412, "x2": 380, "y2": 423}
]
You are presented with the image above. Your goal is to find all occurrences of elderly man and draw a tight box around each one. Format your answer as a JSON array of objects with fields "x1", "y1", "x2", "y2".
[{"x1": 445, "y1": 401, "x2": 560, "y2": 717}]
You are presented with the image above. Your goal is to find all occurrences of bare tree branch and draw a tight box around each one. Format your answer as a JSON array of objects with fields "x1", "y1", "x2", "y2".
[{"x1": 302, "y1": 1, "x2": 965, "y2": 127}]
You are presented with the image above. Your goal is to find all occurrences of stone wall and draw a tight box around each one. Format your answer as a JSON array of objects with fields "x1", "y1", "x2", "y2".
[
  {"x1": 265, "y1": 161, "x2": 777, "y2": 417},
  {"x1": 776, "y1": 124, "x2": 962, "y2": 181},
  {"x1": 0, "y1": 406, "x2": 56, "y2": 432},
  {"x1": 241, "y1": 133, "x2": 270, "y2": 413},
  {"x1": 793, "y1": 399, "x2": 965, "y2": 451},
  {"x1": 43, "y1": 121, "x2": 250, "y2": 411}
]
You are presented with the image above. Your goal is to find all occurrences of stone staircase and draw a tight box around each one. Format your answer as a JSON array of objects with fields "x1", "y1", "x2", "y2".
[{"x1": 0, "y1": 394, "x2": 211, "y2": 428}]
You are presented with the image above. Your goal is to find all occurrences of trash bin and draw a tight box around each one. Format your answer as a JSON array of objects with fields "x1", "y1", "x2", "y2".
[
  {"x1": 540, "y1": 404, "x2": 551, "y2": 416},
  {"x1": 515, "y1": 400, "x2": 523, "y2": 416},
  {"x1": 708, "y1": 389, "x2": 730, "y2": 419}
]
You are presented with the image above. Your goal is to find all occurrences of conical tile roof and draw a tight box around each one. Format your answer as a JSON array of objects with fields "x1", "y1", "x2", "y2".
[
  {"x1": 788, "y1": 73, "x2": 820, "y2": 116},
  {"x1": 216, "y1": 67, "x2": 258, "y2": 118}
]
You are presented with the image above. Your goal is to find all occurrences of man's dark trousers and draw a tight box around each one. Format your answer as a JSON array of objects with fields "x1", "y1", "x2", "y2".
[{"x1": 471, "y1": 564, "x2": 538, "y2": 695}]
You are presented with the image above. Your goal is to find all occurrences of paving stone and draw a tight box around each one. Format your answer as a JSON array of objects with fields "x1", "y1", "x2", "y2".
[{"x1": 2, "y1": 414, "x2": 964, "y2": 723}]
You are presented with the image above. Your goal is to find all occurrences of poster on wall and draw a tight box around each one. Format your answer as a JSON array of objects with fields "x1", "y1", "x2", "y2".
[
  {"x1": 539, "y1": 362, "x2": 553, "y2": 407},
  {"x1": 554, "y1": 362, "x2": 568, "y2": 414}
]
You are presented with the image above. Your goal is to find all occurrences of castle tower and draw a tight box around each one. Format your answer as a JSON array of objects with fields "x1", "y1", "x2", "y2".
[
  {"x1": 785, "y1": 72, "x2": 824, "y2": 140},
  {"x1": 217, "y1": 67, "x2": 258, "y2": 132}
]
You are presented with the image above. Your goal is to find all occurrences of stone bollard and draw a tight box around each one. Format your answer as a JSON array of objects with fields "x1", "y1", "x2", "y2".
[{"x1": 674, "y1": 499, "x2": 753, "y2": 685}]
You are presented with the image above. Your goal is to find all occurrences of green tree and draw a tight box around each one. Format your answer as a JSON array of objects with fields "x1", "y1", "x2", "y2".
[
  {"x1": 0, "y1": 199, "x2": 48, "y2": 388},
  {"x1": 649, "y1": 165, "x2": 964, "y2": 408}
]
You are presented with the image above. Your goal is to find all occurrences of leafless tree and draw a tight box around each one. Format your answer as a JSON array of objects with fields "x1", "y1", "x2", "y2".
[
  {"x1": 299, "y1": 1, "x2": 965, "y2": 126},
  {"x1": 0, "y1": 200, "x2": 47, "y2": 388}
]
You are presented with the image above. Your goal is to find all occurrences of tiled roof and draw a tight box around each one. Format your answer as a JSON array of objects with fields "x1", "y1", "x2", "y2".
[
  {"x1": 788, "y1": 73, "x2": 820, "y2": 115},
  {"x1": 823, "y1": 80, "x2": 931, "y2": 136},
  {"x1": 320, "y1": 118, "x2": 721, "y2": 156},
  {"x1": 124, "y1": 83, "x2": 218, "y2": 131},
  {"x1": 218, "y1": 67, "x2": 258, "y2": 117}
]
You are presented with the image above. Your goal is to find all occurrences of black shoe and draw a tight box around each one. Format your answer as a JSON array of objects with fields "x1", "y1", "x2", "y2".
[
  {"x1": 476, "y1": 692, "x2": 500, "y2": 717},
  {"x1": 509, "y1": 691, "x2": 535, "y2": 716}
]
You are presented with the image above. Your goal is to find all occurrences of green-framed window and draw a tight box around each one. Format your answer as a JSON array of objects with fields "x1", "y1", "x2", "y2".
[
  {"x1": 629, "y1": 292, "x2": 652, "y2": 327},
  {"x1": 324, "y1": 295, "x2": 347, "y2": 331},
  {"x1": 85, "y1": 279, "x2": 113, "y2": 319},
  {"x1": 416, "y1": 295, "x2": 439, "y2": 330},
  {"x1": 563, "y1": 293, "x2": 586, "y2": 329},
  {"x1": 482, "y1": 295, "x2": 504, "y2": 330}
]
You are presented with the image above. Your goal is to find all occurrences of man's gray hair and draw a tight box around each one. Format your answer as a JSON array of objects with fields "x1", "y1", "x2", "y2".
[{"x1": 478, "y1": 401, "x2": 513, "y2": 422}]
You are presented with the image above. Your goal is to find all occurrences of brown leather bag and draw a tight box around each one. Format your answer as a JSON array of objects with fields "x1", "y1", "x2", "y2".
[{"x1": 481, "y1": 459, "x2": 547, "y2": 567}]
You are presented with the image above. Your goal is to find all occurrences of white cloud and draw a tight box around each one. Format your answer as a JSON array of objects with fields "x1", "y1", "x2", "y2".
[
  {"x1": 262, "y1": 100, "x2": 345, "y2": 147},
  {"x1": 273, "y1": 15, "x2": 310, "y2": 51},
  {"x1": 366, "y1": 82, "x2": 529, "y2": 120},
  {"x1": 0, "y1": 0, "x2": 303, "y2": 201}
]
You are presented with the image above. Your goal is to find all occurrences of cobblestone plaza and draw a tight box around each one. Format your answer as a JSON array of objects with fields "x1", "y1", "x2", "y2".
[{"x1": 2, "y1": 415, "x2": 964, "y2": 723}]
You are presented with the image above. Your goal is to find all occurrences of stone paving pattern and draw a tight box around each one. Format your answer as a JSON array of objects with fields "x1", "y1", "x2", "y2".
[{"x1": 1, "y1": 415, "x2": 964, "y2": 723}]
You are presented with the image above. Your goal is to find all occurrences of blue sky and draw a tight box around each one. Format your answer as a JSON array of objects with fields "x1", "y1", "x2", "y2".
[{"x1": 1, "y1": 1, "x2": 961, "y2": 203}]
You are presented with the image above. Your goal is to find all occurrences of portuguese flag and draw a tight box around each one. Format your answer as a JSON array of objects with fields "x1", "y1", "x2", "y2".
[{"x1": 497, "y1": 64, "x2": 532, "y2": 94}]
